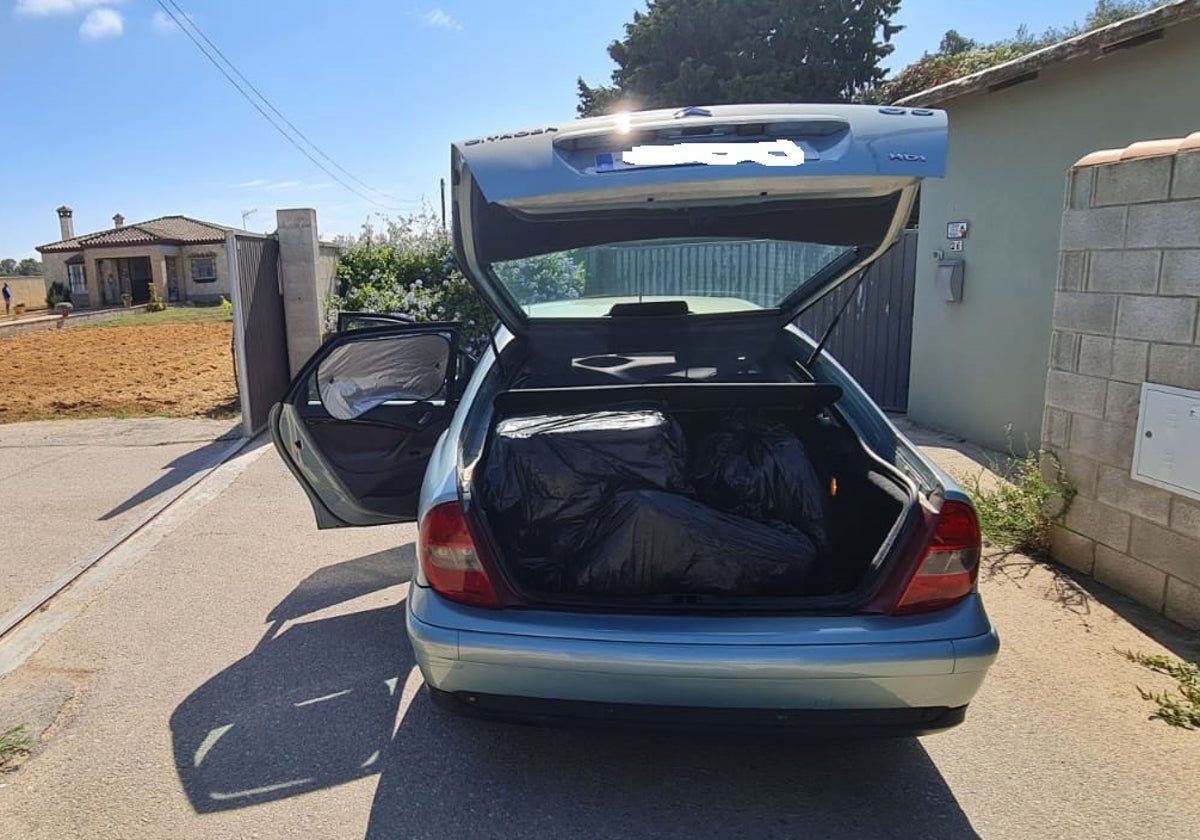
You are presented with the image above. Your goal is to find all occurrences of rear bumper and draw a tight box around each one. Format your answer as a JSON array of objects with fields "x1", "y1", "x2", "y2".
[
  {"x1": 407, "y1": 585, "x2": 998, "y2": 719},
  {"x1": 429, "y1": 688, "x2": 968, "y2": 736}
]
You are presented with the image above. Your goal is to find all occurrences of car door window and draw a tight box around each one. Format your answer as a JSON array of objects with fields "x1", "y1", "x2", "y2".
[
  {"x1": 271, "y1": 324, "x2": 462, "y2": 528},
  {"x1": 336, "y1": 312, "x2": 416, "y2": 332},
  {"x1": 317, "y1": 333, "x2": 451, "y2": 420}
]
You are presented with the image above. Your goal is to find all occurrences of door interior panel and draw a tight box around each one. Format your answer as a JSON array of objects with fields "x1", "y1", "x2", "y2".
[
  {"x1": 273, "y1": 323, "x2": 462, "y2": 528},
  {"x1": 303, "y1": 405, "x2": 453, "y2": 507}
]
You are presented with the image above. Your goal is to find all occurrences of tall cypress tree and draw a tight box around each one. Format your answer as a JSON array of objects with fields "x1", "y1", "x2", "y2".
[{"x1": 577, "y1": 0, "x2": 903, "y2": 116}]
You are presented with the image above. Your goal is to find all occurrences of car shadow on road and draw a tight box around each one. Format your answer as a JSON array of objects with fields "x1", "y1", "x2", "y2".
[
  {"x1": 171, "y1": 545, "x2": 980, "y2": 838},
  {"x1": 367, "y1": 701, "x2": 980, "y2": 839},
  {"x1": 169, "y1": 547, "x2": 414, "y2": 813},
  {"x1": 100, "y1": 431, "x2": 244, "y2": 521}
]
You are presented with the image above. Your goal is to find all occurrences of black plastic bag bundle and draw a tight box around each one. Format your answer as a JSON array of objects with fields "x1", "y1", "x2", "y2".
[
  {"x1": 482, "y1": 409, "x2": 689, "y2": 556},
  {"x1": 557, "y1": 489, "x2": 815, "y2": 596},
  {"x1": 691, "y1": 415, "x2": 830, "y2": 552}
]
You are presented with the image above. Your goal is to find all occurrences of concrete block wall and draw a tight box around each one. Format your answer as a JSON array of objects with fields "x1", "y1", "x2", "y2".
[{"x1": 1044, "y1": 133, "x2": 1200, "y2": 628}]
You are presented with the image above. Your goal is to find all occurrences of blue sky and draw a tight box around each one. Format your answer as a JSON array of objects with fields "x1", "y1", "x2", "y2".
[{"x1": 1, "y1": 0, "x2": 1109, "y2": 258}]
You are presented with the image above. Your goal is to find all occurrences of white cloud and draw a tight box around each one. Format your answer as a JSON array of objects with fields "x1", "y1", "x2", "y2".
[
  {"x1": 15, "y1": 0, "x2": 118, "y2": 16},
  {"x1": 233, "y1": 179, "x2": 267, "y2": 189},
  {"x1": 421, "y1": 8, "x2": 461, "y2": 30},
  {"x1": 151, "y1": 9, "x2": 174, "y2": 32},
  {"x1": 78, "y1": 7, "x2": 122, "y2": 40},
  {"x1": 151, "y1": 7, "x2": 192, "y2": 33}
]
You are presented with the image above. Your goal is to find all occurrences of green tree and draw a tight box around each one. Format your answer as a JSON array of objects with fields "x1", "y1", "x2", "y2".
[
  {"x1": 1086, "y1": 0, "x2": 1155, "y2": 28},
  {"x1": 576, "y1": 78, "x2": 625, "y2": 118},
  {"x1": 937, "y1": 29, "x2": 976, "y2": 56},
  {"x1": 0, "y1": 258, "x2": 16, "y2": 276},
  {"x1": 16, "y1": 258, "x2": 41, "y2": 276},
  {"x1": 577, "y1": 0, "x2": 902, "y2": 116}
]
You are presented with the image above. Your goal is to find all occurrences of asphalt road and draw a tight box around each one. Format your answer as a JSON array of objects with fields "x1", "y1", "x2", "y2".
[
  {"x1": 1, "y1": 436, "x2": 1198, "y2": 839},
  {"x1": 0, "y1": 417, "x2": 242, "y2": 626}
]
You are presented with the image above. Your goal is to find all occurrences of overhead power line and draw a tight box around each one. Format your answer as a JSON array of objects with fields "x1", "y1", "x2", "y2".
[
  {"x1": 162, "y1": 0, "x2": 406, "y2": 204},
  {"x1": 155, "y1": 0, "x2": 418, "y2": 211}
]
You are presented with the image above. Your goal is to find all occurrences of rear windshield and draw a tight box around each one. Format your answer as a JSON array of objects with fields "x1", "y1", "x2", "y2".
[{"x1": 489, "y1": 238, "x2": 853, "y2": 316}]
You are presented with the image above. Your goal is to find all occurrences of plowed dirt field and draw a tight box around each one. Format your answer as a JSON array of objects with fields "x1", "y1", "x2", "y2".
[{"x1": 0, "y1": 321, "x2": 238, "y2": 423}]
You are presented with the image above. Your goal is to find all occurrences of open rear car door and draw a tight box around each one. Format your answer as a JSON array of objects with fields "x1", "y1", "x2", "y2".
[{"x1": 269, "y1": 323, "x2": 461, "y2": 529}]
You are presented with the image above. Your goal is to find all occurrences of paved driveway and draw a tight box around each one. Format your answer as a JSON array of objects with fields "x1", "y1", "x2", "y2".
[
  {"x1": 0, "y1": 438, "x2": 1198, "y2": 839},
  {"x1": 0, "y1": 418, "x2": 242, "y2": 630}
]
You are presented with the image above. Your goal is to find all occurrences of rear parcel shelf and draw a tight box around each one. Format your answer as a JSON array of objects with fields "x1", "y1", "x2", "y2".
[{"x1": 491, "y1": 382, "x2": 843, "y2": 416}]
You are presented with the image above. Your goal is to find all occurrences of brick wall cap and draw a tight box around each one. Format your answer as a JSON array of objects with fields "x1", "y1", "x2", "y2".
[
  {"x1": 1074, "y1": 149, "x2": 1125, "y2": 168},
  {"x1": 1074, "y1": 132, "x2": 1200, "y2": 168},
  {"x1": 1179, "y1": 131, "x2": 1200, "y2": 152}
]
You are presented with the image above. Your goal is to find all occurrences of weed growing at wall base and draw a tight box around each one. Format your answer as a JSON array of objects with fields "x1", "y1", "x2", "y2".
[{"x1": 963, "y1": 436, "x2": 1076, "y2": 555}]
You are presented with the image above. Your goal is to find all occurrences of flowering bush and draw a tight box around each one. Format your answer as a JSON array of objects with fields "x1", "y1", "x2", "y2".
[
  {"x1": 861, "y1": 1, "x2": 1156, "y2": 105},
  {"x1": 860, "y1": 45, "x2": 1027, "y2": 104},
  {"x1": 330, "y1": 213, "x2": 590, "y2": 356},
  {"x1": 493, "y1": 251, "x2": 585, "y2": 305},
  {"x1": 329, "y1": 213, "x2": 494, "y2": 355}
]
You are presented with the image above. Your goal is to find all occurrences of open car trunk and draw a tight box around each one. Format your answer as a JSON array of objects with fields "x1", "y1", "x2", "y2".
[{"x1": 472, "y1": 383, "x2": 916, "y2": 611}]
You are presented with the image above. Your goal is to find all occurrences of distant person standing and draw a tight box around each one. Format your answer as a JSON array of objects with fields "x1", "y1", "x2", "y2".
[{"x1": 2, "y1": 282, "x2": 11, "y2": 315}]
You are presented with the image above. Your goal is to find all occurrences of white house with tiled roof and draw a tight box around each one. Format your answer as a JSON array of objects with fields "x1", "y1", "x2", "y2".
[{"x1": 37, "y1": 207, "x2": 268, "y2": 307}]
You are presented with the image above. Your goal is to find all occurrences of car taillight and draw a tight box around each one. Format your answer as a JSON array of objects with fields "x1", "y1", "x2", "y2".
[
  {"x1": 419, "y1": 501, "x2": 501, "y2": 608},
  {"x1": 893, "y1": 500, "x2": 981, "y2": 615}
]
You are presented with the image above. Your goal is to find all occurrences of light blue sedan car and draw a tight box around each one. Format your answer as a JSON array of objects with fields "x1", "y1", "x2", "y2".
[{"x1": 272, "y1": 103, "x2": 999, "y2": 735}]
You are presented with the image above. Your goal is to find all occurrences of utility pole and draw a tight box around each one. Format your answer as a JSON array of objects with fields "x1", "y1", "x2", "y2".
[
  {"x1": 241, "y1": 208, "x2": 258, "y2": 230},
  {"x1": 439, "y1": 178, "x2": 447, "y2": 231}
]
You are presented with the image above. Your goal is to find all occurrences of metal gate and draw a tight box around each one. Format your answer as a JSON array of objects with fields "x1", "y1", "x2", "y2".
[
  {"x1": 227, "y1": 232, "x2": 289, "y2": 435},
  {"x1": 796, "y1": 231, "x2": 917, "y2": 412},
  {"x1": 588, "y1": 231, "x2": 918, "y2": 412}
]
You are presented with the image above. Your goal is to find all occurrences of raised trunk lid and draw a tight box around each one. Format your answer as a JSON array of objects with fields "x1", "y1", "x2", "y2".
[{"x1": 451, "y1": 103, "x2": 946, "y2": 336}]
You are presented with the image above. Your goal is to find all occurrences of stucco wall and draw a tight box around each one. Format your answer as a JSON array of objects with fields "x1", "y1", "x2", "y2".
[
  {"x1": 180, "y1": 243, "x2": 231, "y2": 302},
  {"x1": 39, "y1": 253, "x2": 70, "y2": 293},
  {"x1": 1043, "y1": 139, "x2": 1200, "y2": 629},
  {"x1": 910, "y1": 17, "x2": 1200, "y2": 450},
  {"x1": 2, "y1": 276, "x2": 50, "y2": 311}
]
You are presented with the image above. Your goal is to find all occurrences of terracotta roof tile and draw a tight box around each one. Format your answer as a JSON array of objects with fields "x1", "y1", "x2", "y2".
[{"x1": 37, "y1": 215, "x2": 234, "y2": 253}]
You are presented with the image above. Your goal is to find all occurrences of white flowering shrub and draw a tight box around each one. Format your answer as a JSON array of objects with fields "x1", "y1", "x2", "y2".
[
  {"x1": 493, "y1": 252, "x2": 585, "y2": 305},
  {"x1": 331, "y1": 213, "x2": 589, "y2": 357},
  {"x1": 329, "y1": 213, "x2": 494, "y2": 355}
]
